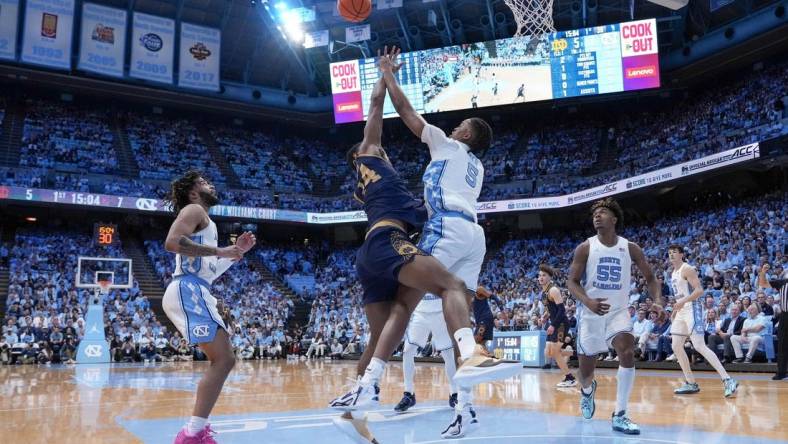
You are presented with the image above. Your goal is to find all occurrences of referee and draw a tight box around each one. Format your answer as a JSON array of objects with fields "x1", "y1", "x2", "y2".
[{"x1": 759, "y1": 264, "x2": 788, "y2": 380}]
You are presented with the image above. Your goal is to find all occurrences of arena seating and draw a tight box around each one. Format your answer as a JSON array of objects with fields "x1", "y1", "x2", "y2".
[{"x1": 19, "y1": 100, "x2": 119, "y2": 174}]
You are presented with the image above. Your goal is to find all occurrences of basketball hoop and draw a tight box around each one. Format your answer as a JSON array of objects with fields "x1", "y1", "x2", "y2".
[
  {"x1": 97, "y1": 279, "x2": 111, "y2": 295},
  {"x1": 504, "y1": 0, "x2": 556, "y2": 38}
]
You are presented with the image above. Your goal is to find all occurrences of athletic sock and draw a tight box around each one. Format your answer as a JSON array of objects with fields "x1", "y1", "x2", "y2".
[
  {"x1": 440, "y1": 348, "x2": 458, "y2": 394},
  {"x1": 402, "y1": 346, "x2": 417, "y2": 393},
  {"x1": 454, "y1": 328, "x2": 476, "y2": 361},
  {"x1": 361, "y1": 357, "x2": 385, "y2": 386},
  {"x1": 581, "y1": 384, "x2": 593, "y2": 395},
  {"x1": 615, "y1": 366, "x2": 635, "y2": 413},
  {"x1": 185, "y1": 416, "x2": 207, "y2": 436}
]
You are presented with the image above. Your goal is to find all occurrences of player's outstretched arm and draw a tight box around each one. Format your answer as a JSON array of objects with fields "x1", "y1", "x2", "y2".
[
  {"x1": 165, "y1": 204, "x2": 241, "y2": 260},
  {"x1": 629, "y1": 242, "x2": 663, "y2": 306},
  {"x1": 379, "y1": 46, "x2": 427, "y2": 139},
  {"x1": 360, "y1": 75, "x2": 386, "y2": 152}
]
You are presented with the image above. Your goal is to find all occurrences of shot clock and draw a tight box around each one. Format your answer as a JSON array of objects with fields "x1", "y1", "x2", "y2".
[{"x1": 93, "y1": 223, "x2": 119, "y2": 247}]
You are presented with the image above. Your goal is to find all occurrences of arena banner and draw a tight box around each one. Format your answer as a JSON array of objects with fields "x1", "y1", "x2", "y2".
[
  {"x1": 178, "y1": 23, "x2": 220, "y2": 91},
  {"x1": 0, "y1": 143, "x2": 760, "y2": 223},
  {"x1": 20, "y1": 0, "x2": 75, "y2": 69},
  {"x1": 129, "y1": 12, "x2": 174, "y2": 84},
  {"x1": 78, "y1": 3, "x2": 126, "y2": 78},
  {"x1": 0, "y1": 0, "x2": 19, "y2": 61}
]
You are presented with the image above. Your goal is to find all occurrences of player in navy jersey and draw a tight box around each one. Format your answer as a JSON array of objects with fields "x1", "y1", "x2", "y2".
[
  {"x1": 473, "y1": 287, "x2": 499, "y2": 346},
  {"x1": 330, "y1": 50, "x2": 518, "y2": 437},
  {"x1": 537, "y1": 264, "x2": 576, "y2": 388}
]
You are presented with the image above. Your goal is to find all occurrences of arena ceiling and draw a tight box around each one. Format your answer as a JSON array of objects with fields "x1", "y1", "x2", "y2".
[{"x1": 64, "y1": 0, "x2": 787, "y2": 95}]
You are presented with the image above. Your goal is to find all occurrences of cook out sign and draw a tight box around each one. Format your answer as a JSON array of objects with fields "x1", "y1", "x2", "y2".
[
  {"x1": 619, "y1": 19, "x2": 657, "y2": 57},
  {"x1": 330, "y1": 60, "x2": 361, "y2": 93}
]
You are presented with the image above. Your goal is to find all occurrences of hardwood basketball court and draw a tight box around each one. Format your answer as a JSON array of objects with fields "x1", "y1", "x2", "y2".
[{"x1": 1, "y1": 361, "x2": 785, "y2": 443}]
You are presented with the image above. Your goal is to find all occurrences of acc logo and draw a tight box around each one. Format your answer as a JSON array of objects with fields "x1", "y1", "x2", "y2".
[
  {"x1": 477, "y1": 202, "x2": 497, "y2": 211},
  {"x1": 552, "y1": 39, "x2": 568, "y2": 53},
  {"x1": 140, "y1": 33, "x2": 163, "y2": 52},
  {"x1": 135, "y1": 198, "x2": 158, "y2": 211},
  {"x1": 84, "y1": 345, "x2": 103, "y2": 358},
  {"x1": 189, "y1": 43, "x2": 211, "y2": 61},
  {"x1": 192, "y1": 325, "x2": 211, "y2": 338}
]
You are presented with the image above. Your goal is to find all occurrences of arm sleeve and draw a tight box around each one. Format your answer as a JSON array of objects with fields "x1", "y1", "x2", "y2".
[
  {"x1": 215, "y1": 258, "x2": 236, "y2": 277},
  {"x1": 421, "y1": 124, "x2": 457, "y2": 159},
  {"x1": 768, "y1": 279, "x2": 787, "y2": 290}
]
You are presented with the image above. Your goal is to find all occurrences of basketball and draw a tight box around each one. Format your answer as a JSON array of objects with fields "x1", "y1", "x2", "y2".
[{"x1": 337, "y1": 0, "x2": 372, "y2": 23}]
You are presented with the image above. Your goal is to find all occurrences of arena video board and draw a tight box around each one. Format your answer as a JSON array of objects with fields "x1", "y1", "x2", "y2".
[{"x1": 329, "y1": 18, "x2": 660, "y2": 124}]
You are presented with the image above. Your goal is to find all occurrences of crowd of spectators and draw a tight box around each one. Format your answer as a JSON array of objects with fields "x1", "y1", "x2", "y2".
[
  {"x1": 1, "y1": 230, "x2": 160, "y2": 365},
  {"x1": 0, "y1": 60, "x2": 784, "y2": 213},
  {"x1": 19, "y1": 100, "x2": 118, "y2": 173},
  {"x1": 125, "y1": 113, "x2": 225, "y2": 183}
]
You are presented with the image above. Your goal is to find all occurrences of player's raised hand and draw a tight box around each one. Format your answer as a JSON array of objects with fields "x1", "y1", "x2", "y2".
[
  {"x1": 378, "y1": 45, "x2": 403, "y2": 74},
  {"x1": 235, "y1": 231, "x2": 257, "y2": 254},
  {"x1": 586, "y1": 297, "x2": 610, "y2": 315}
]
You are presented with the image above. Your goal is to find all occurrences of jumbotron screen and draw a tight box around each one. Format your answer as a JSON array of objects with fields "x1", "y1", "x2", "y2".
[{"x1": 329, "y1": 19, "x2": 659, "y2": 124}]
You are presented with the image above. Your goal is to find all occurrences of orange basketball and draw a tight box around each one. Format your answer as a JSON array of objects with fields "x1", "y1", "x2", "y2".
[{"x1": 337, "y1": 0, "x2": 372, "y2": 23}]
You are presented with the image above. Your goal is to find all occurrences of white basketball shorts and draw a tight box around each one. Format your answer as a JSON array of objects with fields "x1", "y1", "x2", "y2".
[
  {"x1": 576, "y1": 307, "x2": 633, "y2": 356},
  {"x1": 162, "y1": 275, "x2": 227, "y2": 345}
]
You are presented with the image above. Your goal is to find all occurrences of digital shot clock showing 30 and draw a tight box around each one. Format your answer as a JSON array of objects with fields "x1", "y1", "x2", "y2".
[{"x1": 94, "y1": 223, "x2": 118, "y2": 246}]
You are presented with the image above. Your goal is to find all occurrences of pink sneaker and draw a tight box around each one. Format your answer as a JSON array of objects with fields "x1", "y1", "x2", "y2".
[{"x1": 173, "y1": 425, "x2": 217, "y2": 444}]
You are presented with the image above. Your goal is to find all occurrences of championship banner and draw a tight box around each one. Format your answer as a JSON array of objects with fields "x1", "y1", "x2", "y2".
[
  {"x1": 178, "y1": 23, "x2": 220, "y2": 91},
  {"x1": 78, "y1": 3, "x2": 126, "y2": 77},
  {"x1": 346, "y1": 24, "x2": 370, "y2": 43},
  {"x1": 21, "y1": 0, "x2": 75, "y2": 69},
  {"x1": 0, "y1": 0, "x2": 19, "y2": 60},
  {"x1": 303, "y1": 29, "x2": 329, "y2": 49},
  {"x1": 129, "y1": 12, "x2": 174, "y2": 84},
  {"x1": 378, "y1": 0, "x2": 403, "y2": 9}
]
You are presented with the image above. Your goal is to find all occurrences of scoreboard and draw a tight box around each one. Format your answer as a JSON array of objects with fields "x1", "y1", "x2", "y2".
[{"x1": 330, "y1": 18, "x2": 660, "y2": 124}]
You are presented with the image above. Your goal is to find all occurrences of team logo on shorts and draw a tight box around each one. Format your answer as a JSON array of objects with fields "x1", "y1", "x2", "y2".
[
  {"x1": 189, "y1": 43, "x2": 211, "y2": 61},
  {"x1": 140, "y1": 33, "x2": 163, "y2": 52},
  {"x1": 192, "y1": 325, "x2": 211, "y2": 338},
  {"x1": 41, "y1": 13, "x2": 58, "y2": 38},
  {"x1": 92, "y1": 24, "x2": 115, "y2": 44}
]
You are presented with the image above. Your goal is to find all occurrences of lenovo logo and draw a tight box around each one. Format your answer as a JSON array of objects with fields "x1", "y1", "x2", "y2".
[{"x1": 625, "y1": 66, "x2": 656, "y2": 79}]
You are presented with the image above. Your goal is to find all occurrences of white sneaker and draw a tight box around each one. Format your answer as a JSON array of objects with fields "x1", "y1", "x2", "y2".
[
  {"x1": 329, "y1": 380, "x2": 380, "y2": 411},
  {"x1": 666, "y1": 354, "x2": 677, "y2": 362},
  {"x1": 604, "y1": 355, "x2": 615, "y2": 361},
  {"x1": 454, "y1": 344, "x2": 521, "y2": 386},
  {"x1": 441, "y1": 405, "x2": 479, "y2": 439},
  {"x1": 332, "y1": 414, "x2": 380, "y2": 444}
]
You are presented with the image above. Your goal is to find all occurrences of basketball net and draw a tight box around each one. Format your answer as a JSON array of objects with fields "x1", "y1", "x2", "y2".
[
  {"x1": 98, "y1": 279, "x2": 111, "y2": 296},
  {"x1": 504, "y1": 0, "x2": 556, "y2": 38}
]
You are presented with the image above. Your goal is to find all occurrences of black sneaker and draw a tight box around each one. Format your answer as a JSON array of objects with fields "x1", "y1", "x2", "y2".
[
  {"x1": 394, "y1": 391, "x2": 416, "y2": 413},
  {"x1": 449, "y1": 392, "x2": 458, "y2": 408},
  {"x1": 772, "y1": 373, "x2": 787, "y2": 381}
]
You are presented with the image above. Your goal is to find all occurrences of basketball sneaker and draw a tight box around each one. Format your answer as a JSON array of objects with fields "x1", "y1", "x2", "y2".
[
  {"x1": 332, "y1": 413, "x2": 380, "y2": 444},
  {"x1": 612, "y1": 411, "x2": 640, "y2": 435},
  {"x1": 173, "y1": 425, "x2": 217, "y2": 444},
  {"x1": 723, "y1": 378, "x2": 739, "y2": 398},
  {"x1": 440, "y1": 405, "x2": 478, "y2": 439},
  {"x1": 453, "y1": 344, "x2": 521, "y2": 386},
  {"x1": 393, "y1": 391, "x2": 416, "y2": 413},
  {"x1": 330, "y1": 380, "x2": 380, "y2": 411},
  {"x1": 580, "y1": 380, "x2": 596, "y2": 419},
  {"x1": 556, "y1": 373, "x2": 577, "y2": 388},
  {"x1": 674, "y1": 381, "x2": 700, "y2": 395},
  {"x1": 448, "y1": 392, "x2": 458, "y2": 409}
]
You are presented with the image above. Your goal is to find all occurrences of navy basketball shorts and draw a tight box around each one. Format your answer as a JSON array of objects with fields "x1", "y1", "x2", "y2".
[
  {"x1": 475, "y1": 320, "x2": 494, "y2": 342},
  {"x1": 547, "y1": 319, "x2": 569, "y2": 343},
  {"x1": 356, "y1": 226, "x2": 428, "y2": 305}
]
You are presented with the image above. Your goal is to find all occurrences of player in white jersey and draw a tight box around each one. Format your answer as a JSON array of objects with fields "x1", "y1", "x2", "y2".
[
  {"x1": 379, "y1": 47, "x2": 504, "y2": 439},
  {"x1": 667, "y1": 245, "x2": 739, "y2": 397},
  {"x1": 161, "y1": 171, "x2": 256, "y2": 444},
  {"x1": 567, "y1": 198, "x2": 662, "y2": 435}
]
